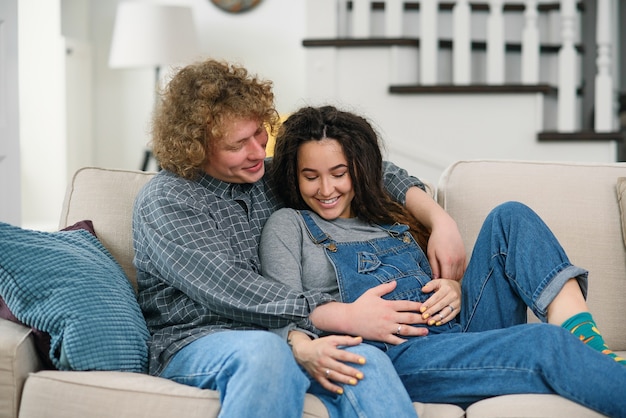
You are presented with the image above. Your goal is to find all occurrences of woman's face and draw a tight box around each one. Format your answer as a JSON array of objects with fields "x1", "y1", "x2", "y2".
[
  {"x1": 203, "y1": 117, "x2": 268, "y2": 184},
  {"x1": 297, "y1": 138, "x2": 355, "y2": 219}
]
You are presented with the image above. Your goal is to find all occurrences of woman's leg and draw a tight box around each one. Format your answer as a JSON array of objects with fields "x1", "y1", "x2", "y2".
[
  {"x1": 460, "y1": 201, "x2": 624, "y2": 363},
  {"x1": 387, "y1": 324, "x2": 626, "y2": 416},
  {"x1": 546, "y1": 278, "x2": 589, "y2": 325},
  {"x1": 161, "y1": 330, "x2": 309, "y2": 418},
  {"x1": 307, "y1": 343, "x2": 418, "y2": 418},
  {"x1": 460, "y1": 201, "x2": 589, "y2": 330}
]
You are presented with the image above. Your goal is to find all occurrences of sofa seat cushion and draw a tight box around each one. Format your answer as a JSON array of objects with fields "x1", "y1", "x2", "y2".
[
  {"x1": 465, "y1": 394, "x2": 606, "y2": 417},
  {"x1": 18, "y1": 371, "x2": 224, "y2": 418},
  {"x1": 414, "y1": 402, "x2": 465, "y2": 418},
  {"x1": 0, "y1": 222, "x2": 149, "y2": 372},
  {"x1": 18, "y1": 370, "x2": 465, "y2": 418},
  {"x1": 18, "y1": 371, "x2": 325, "y2": 418}
]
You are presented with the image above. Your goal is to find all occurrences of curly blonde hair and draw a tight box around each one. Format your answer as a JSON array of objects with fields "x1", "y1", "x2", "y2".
[{"x1": 151, "y1": 59, "x2": 280, "y2": 179}]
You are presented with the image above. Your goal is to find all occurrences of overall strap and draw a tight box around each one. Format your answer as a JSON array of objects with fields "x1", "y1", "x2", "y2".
[
  {"x1": 376, "y1": 222, "x2": 410, "y2": 238},
  {"x1": 297, "y1": 210, "x2": 334, "y2": 245},
  {"x1": 298, "y1": 210, "x2": 410, "y2": 244}
]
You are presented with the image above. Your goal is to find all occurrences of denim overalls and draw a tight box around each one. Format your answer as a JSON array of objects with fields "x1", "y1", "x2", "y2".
[
  {"x1": 299, "y1": 210, "x2": 460, "y2": 350},
  {"x1": 293, "y1": 204, "x2": 626, "y2": 417}
]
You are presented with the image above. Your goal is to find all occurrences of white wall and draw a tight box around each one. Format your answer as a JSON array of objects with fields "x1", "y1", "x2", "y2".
[
  {"x1": 91, "y1": 0, "x2": 307, "y2": 172},
  {"x1": 19, "y1": 0, "x2": 67, "y2": 231},
  {"x1": 19, "y1": 0, "x2": 622, "y2": 229},
  {"x1": 0, "y1": 0, "x2": 21, "y2": 227}
]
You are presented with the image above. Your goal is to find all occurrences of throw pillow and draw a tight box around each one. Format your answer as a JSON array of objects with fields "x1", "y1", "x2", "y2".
[
  {"x1": 61, "y1": 219, "x2": 97, "y2": 236},
  {"x1": 0, "y1": 221, "x2": 149, "y2": 372},
  {"x1": 617, "y1": 177, "x2": 626, "y2": 248},
  {"x1": 0, "y1": 220, "x2": 98, "y2": 370}
]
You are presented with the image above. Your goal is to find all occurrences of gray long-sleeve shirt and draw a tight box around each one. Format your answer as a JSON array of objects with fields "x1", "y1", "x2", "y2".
[
  {"x1": 132, "y1": 158, "x2": 423, "y2": 375},
  {"x1": 260, "y1": 209, "x2": 390, "y2": 299},
  {"x1": 259, "y1": 209, "x2": 390, "y2": 340}
]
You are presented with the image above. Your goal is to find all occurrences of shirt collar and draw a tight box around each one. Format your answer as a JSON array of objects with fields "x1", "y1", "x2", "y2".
[{"x1": 197, "y1": 172, "x2": 254, "y2": 200}]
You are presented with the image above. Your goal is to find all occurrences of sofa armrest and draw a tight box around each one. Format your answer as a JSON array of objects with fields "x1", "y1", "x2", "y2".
[{"x1": 0, "y1": 318, "x2": 43, "y2": 418}]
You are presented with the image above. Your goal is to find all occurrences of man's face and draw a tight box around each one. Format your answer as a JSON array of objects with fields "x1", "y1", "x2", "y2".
[{"x1": 203, "y1": 118, "x2": 268, "y2": 184}]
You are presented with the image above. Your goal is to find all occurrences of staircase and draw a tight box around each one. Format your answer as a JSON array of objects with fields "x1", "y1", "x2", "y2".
[{"x1": 302, "y1": 0, "x2": 624, "y2": 184}]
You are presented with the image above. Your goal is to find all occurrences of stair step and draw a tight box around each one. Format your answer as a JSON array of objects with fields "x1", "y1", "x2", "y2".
[
  {"x1": 302, "y1": 38, "x2": 581, "y2": 54},
  {"x1": 347, "y1": 1, "x2": 584, "y2": 13},
  {"x1": 389, "y1": 84, "x2": 556, "y2": 95},
  {"x1": 538, "y1": 131, "x2": 625, "y2": 162}
]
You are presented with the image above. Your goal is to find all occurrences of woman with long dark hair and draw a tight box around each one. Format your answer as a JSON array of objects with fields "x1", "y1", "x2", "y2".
[{"x1": 261, "y1": 105, "x2": 626, "y2": 417}]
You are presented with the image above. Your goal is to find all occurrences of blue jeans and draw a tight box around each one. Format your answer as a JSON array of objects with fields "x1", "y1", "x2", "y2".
[
  {"x1": 300, "y1": 209, "x2": 459, "y2": 353},
  {"x1": 386, "y1": 202, "x2": 626, "y2": 417},
  {"x1": 161, "y1": 331, "x2": 308, "y2": 418},
  {"x1": 161, "y1": 330, "x2": 418, "y2": 418},
  {"x1": 302, "y1": 202, "x2": 626, "y2": 417},
  {"x1": 307, "y1": 343, "x2": 418, "y2": 418}
]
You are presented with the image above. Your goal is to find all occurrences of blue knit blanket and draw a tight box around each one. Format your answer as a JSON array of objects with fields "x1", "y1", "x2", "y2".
[{"x1": 0, "y1": 222, "x2": 149, "y2": 372}]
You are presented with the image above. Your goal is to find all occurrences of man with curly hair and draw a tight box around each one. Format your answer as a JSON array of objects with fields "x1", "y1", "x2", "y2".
[{"x1": 132, "y1": 59, "x2": 466, "y2": 417}]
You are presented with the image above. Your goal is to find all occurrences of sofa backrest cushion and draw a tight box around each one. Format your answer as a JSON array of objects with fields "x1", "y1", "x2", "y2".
[
  {"x1": 437, "y1": 160, "x2": 626, "y2": 350},
  {"x1": 59, "y1": 167, "x2": 155, "y2": 291}
]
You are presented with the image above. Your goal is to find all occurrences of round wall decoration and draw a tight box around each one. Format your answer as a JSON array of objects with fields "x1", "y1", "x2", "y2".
[{"x1": 211, "y1": 0, "x2": 262, "y2": 14}]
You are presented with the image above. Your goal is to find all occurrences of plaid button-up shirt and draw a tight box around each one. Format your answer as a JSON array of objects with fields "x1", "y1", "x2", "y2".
[{"x1": 132, "y1": 159, "x2": 424, "y2": 375}]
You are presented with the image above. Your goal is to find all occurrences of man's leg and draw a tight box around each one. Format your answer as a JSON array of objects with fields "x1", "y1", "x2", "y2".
[{"x1": 162, "y1": 330, "x2": 309, "y2": 418}]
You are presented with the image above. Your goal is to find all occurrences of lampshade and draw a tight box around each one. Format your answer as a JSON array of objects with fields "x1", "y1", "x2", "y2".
[{"x1": 109, "y1": 2, "x2": 199, "y2": 69}]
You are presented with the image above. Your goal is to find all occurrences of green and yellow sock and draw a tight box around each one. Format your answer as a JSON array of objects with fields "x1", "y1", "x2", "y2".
[{"x1": 562, "y1": 312, "x2": 626, "y2": 365}]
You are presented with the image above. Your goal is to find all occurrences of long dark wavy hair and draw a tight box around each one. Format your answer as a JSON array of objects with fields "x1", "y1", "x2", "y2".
[{"x1": 269, "y1": 105, "x2": 430, "y2": 250}]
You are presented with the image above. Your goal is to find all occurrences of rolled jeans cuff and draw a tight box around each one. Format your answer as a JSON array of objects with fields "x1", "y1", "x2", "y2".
[{"x1": 535, "y1": 264, "x2": 589, "y2": 321}]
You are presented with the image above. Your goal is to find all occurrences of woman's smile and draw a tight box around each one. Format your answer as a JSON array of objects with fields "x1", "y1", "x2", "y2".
[{"x1": 297, "y1": 138, "x2": 355, "y2": 220}]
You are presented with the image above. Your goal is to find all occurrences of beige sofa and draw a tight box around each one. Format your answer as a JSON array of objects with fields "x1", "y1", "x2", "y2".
[{"x1": 2, "y1": 159, "x2": 625, "y2": 418}]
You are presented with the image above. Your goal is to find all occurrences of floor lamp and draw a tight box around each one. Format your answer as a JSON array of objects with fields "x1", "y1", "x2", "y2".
[{"x1": 108, "y1": 2, "x2": 199, "y2": 171}]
